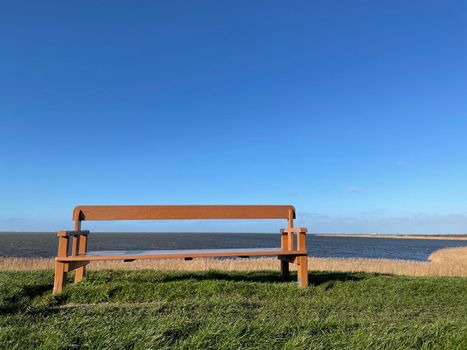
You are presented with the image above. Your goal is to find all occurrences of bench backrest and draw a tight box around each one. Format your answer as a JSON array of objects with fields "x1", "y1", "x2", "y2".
[{"x1": 72, "y1": 205, "x2": 296, "y2": 230}]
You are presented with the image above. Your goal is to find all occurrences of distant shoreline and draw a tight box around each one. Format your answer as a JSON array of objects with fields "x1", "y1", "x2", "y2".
[
  {"x1": 1, "y1": 231, "x2": 466, "y2": 238},
  {"x1": 316, "y1": 234, "x2": 467, "y2": 241},
  {"x1": 1, "y1": 231, "x2": 467, "y2": 241}
]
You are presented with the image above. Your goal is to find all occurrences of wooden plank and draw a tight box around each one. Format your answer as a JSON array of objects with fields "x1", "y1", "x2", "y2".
[
  {"x1": 287, "y1": 232, "x2": 294, "y2": 251},
  {"x1": 57, "y1": 248, "x2": 307, "y2": 262},
  {"x1": 53, "y1": 234, "x2": 69, "y2": 294},
  {"x1": 281, "y1": 230, "x2": 289, "y2": 250},
  {"x1": 74, "y1": 225, "x2": 88, "y2": 282},
  {"x1": 71, "y1": 236, "x2": 79, "y2": 256},
  {"x1": 297, "y1": 255, "x2": 309, "y2": 288},
  {"x1": 56, "y1": 235, "x2": 69, "y2": 257},
  {"x1": 297, "y1": 231, "x2": 306, "y2": 251},
  {"x1": 280, "y1": 229, "x2": 290, "y2": 279},
  {"x1": 286, "y1": 209, "x2": 294, "y2": 259},
  {"x1": 287, "y1": 209, "x2": 294, "y2": 228},
  {"x1": 73, "y1": 205, "x2": 295, "y2": 221},
  {"x1": 53, "y1": 262, "x2": 67, "y2": 294}
]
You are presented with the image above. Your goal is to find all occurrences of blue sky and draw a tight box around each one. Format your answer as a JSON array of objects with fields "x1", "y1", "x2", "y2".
[{"x1": 1, "y1": 1, "x2": 467, "y2": 233}]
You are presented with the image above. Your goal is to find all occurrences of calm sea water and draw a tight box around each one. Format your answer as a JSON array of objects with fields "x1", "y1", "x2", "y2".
[{"x1": 1, "y1": 232, "x2": 467, "y2": 261}]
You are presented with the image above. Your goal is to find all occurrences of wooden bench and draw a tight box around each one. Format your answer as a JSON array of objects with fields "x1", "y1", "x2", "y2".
[{"x1": 53, "y1": 205, "x2": 308, "y2": 293}]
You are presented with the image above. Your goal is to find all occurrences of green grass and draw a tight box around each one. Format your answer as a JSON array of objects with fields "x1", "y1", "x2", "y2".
[{"x1": 1, "y1": 270, "x2": 466, "y2": 349}]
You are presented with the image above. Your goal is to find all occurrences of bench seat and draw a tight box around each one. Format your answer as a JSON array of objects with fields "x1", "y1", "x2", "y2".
[{"x1": 57, "y1": 248, "x2": 307, "y2": 261}]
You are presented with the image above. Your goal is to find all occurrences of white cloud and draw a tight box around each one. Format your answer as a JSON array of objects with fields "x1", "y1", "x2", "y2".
[
  {"x1": 347, "y1": 186, "x2": 361, "y2": 193},
  {"x1": 277, "y1": 192, "x2": 299, "y2": 198}
]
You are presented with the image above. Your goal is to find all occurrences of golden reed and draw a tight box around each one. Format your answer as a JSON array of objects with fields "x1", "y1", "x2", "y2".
[{"x1": 1, "y1": 246, "x2": 466, "y2": 277}]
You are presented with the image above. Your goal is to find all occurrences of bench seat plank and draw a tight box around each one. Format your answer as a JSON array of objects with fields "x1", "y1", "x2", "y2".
[{"x1": 57, "y1": 248, "x2": 307, "y2": 261}]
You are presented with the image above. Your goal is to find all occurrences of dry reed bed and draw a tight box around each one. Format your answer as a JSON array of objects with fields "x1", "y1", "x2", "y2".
[
  {"x1": 1, "y1": 246, "x2": 466, "y2": 277},
  {"x1": 429, "y1": 246, "x2": 467, "y2": 265}
]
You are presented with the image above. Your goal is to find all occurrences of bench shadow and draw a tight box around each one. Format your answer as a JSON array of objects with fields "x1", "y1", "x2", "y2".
[
  {"x1": 153, "y1": 270, "x2": 370, "y2": 286},
  {"x1": 310, "y1": 271, "x2": 369, "y2": 286},
  {"x1": 0, "y1": 271, "x2": 373, "y2": 316},
  {"x1": 0, "y1": 283, "x2": 54, "y2": 315}
]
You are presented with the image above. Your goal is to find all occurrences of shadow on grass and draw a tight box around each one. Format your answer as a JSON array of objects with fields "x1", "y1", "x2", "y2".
[
  {"x1": 310, "y1": 271, "x2": 369, "y2": 286},
  {"x1": 0, "y1": 282, "x2": 54, "y2": 315},
  {"x1": 0, "y1": 272, "x2": 77, "y2": 315},
  {"x1": 0, "y1": 270, "x2": 373, "y2": 315},
  {"x1": 133, "y1": 270, "x2": 370, "y2": 286}
]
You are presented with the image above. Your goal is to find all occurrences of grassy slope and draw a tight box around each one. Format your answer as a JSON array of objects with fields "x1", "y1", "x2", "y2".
[{"x1": 1, "y1": 270, "x2": 466, "y2": 350}]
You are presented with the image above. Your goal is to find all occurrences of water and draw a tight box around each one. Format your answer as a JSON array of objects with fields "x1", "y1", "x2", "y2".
[{"x1": 1, "y1": 232, "x2": 467, "y2": 261}]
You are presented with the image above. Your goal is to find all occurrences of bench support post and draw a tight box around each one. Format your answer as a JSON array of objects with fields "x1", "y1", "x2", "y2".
[
  {"x1": 53, "y1": 233, "x2": 69, "y2": 294},
  {"x1": 280, "y1": 230, "x2": 290, "y2": 280},
  {"x1": 53, "y1": 262, "x2": 67, "y2": 294},
  {"x1": 280, "y1": 209, "x2": 296, "y2": 281},
  {"x1": 74, "y1": 234, "x2": 88, "y2": 283},
  {"x1": 280, "y1": 260, "x2": 290, "y2": 280},
  {"x1": 297, "y1": 255, "x2": 308, "y2": 288},
  {"x1": 297, "y1": 229, "x2": 308, "y2": 288}
]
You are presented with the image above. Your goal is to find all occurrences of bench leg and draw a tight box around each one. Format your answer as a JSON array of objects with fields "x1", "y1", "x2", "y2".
[
  {"x1": 53, "y1": 262, "x2": 67, "y2": 294},
  {"x1": 74, "y1": 234, "x2": 88, "y2": 284},
  {"x1": 280, "y1": 260, "x2": 290, "y2": 280},
  {"x1": 74, "y1": 265, "x2": 86, "y2": 283},
  {"x1": 297, "y1": 256, "x2": 308, "y2": 288}
]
